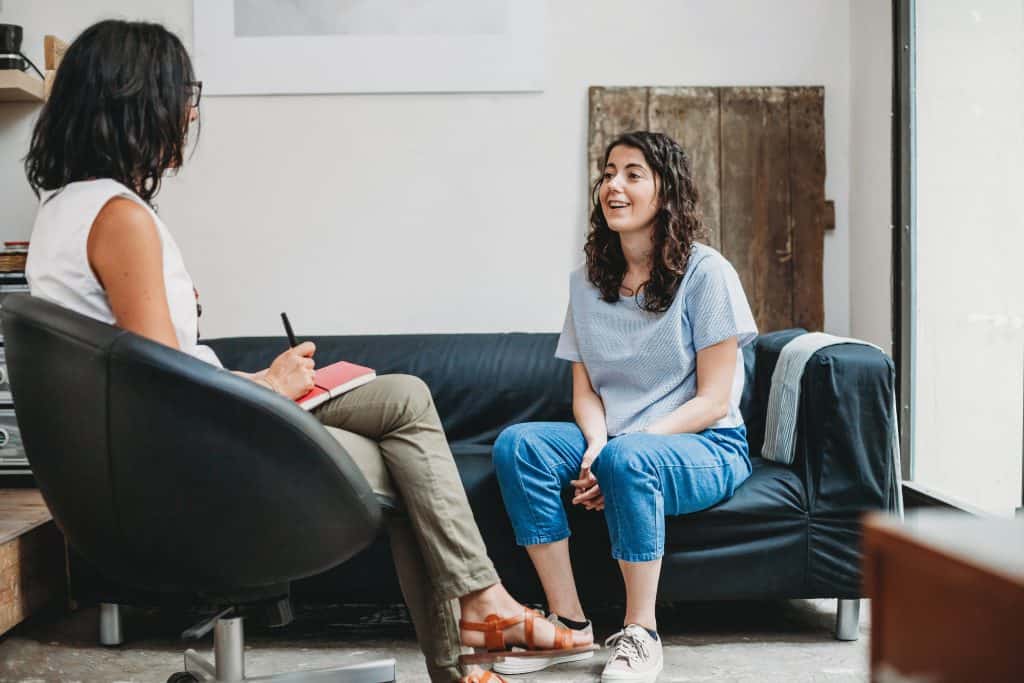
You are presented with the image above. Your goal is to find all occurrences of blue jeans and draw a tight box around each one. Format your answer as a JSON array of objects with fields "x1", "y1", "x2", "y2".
[{"x1": 493, "y1": 422, "x2": 752, "y2": 562}]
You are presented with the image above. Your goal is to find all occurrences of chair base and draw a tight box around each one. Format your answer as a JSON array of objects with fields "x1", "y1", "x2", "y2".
[{"x1": 172, "y1": 615, "x2": 396, "y2": 682}]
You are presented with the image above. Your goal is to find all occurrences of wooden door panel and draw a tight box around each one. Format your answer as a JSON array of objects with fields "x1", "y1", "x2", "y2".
[
  {"x1": 720, "y1": 86, "x2": 793, "y2": 333},
  {"x1": 650, "y1": 87, "x2": 722, "y2": 251},
  {"x1": 588, "y1": 87, "x2": 649, "y2": 192},
  {"x1": 788, "y1": 87, "x2": 827, "y2": 332}
]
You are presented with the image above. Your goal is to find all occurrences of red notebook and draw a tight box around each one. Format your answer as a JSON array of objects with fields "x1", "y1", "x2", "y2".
[{"x1": 295, "y1": 361, "x2": 377, "y2": 411}]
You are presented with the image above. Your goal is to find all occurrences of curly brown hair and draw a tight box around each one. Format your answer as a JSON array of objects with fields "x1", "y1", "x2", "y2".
[{"x1": 585, "y1": 131, "x2": 706, "y2": 313}]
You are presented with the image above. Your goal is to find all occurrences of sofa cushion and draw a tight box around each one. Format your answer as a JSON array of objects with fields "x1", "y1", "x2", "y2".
[
  {"x1": 664, "y1": 457, "x2": 807, "y2": 549},
  {"x1": 651, "y1": 458, "x2": 810, "y2": 600}
]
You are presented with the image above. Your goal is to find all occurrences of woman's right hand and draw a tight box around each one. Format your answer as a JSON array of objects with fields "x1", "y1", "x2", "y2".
[{"x1": 264, "y1": 341, "x2": 317, "y2": 399}]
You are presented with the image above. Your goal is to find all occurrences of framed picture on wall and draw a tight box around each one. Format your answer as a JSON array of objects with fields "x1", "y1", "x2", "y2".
[{"x1": 192, "y1": 0, "x2": 545, "y2": 95}]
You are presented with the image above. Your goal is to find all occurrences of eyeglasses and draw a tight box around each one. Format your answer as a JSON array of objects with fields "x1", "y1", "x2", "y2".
[{"x1": 187, "y1": 80, "x2": 203, "y2": 109}]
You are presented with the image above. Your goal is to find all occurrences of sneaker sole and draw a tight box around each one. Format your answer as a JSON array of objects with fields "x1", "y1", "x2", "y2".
[
  {"x1": 600, "y1": 659, "x2": 663, "y2": 683},
  {"x1": 492, "y1": 650, "x2": 595, "y2": 675}
]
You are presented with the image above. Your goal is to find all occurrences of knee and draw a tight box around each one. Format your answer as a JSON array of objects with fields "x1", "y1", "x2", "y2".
[
  {"x1": 492, "y1": 424, "x2": 543, "y2": 481},
  {"x1": 593, "y1": 434, "x2": 656, "y2": 483},
  {"x1": 380, "y1": 373, "x2": 433, "y2": 422},
  {"x1": 491, "y1": 421, "x2": 565, "y2": 485}
]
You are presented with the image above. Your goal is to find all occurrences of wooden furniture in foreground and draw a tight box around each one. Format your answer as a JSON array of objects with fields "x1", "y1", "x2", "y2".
[
  {"x1": 863, "y1": 511, "x2": 1024, "y2": 683},
  {"x1": 589, "y1": 86, "x2": 833, "y2": 333},
  {"x1": 0, "y1": 489, "x2": 64, "y2": 636}
]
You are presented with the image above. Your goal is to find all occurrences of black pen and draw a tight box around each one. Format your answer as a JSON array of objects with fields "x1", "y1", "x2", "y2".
[{"x1": 281, "y1": 312, "x2": 298, "y2": 348}]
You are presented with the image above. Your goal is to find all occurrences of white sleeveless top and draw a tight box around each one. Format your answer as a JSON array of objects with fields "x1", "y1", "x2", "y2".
[{"x1": 25, "y1": 179, "x2": 222, "y2": 367}]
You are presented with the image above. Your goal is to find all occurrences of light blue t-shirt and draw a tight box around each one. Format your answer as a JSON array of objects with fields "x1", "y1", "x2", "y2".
[{"x1": 556, "y1": 243, "x2": 757, "y2": 436}]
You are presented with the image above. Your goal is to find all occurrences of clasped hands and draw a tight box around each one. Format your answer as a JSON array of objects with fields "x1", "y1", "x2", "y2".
[
  {"x1": 571, "y1": 441, "x2": 605, "y2": 511},
  {"x1": 571, "y1": 422, "x2": 669, "y2": 511}
]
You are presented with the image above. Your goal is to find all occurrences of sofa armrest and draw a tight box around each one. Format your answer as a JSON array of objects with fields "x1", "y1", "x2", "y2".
[
  {"x1": 794, "y1": 344, "x2": 897, "y2": 515},
  {"x1": 746, "y1": 331, "x2": 897, "y2": 516}
]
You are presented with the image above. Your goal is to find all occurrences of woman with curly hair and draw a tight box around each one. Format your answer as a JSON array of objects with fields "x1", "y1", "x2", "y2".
[
  {"x1": 493, "y1": 131, "x2": 758, "y2": 682},
  {"x1": 23, "y1": 19, "x2": 592, "y2": 683}
]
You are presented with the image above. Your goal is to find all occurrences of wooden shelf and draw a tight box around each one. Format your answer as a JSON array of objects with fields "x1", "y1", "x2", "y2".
[{"x1": 0, "y1": 70, "x2": 46, "y2": 103}]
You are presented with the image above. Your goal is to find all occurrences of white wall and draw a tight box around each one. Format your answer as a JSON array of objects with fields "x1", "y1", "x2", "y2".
[
  {"x1": 849, "y1": 0, "x2": 893, "y2": 352},
  {"x1": 1, "y1": 0, "x2": 853, "y2": 338}
]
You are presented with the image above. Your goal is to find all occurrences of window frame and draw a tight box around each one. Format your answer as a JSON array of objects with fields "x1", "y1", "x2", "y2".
[{"x1": 892, "y1": 0, "x2": 915, "y2": 483}]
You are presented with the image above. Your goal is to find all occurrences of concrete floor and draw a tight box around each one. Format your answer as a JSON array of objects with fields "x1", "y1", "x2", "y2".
[{"x1": 0, "y1": 600, "x2": 869, "y2": 682}]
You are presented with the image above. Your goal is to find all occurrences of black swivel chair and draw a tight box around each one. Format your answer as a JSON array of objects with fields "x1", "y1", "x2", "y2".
[{"x1": 2, "y1": 294, "x2": 397, "y2": 683}]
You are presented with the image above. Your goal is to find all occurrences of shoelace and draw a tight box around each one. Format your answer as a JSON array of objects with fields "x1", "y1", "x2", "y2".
[{"x1": 604, "y1": 629, "x2": 649, "y2": 665}]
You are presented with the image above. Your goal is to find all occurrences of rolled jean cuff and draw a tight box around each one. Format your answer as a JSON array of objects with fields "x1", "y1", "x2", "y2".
[
  {"x1": 612, "y1": 547, "x2": 663, "y2": 563},
  {"x1": 434, "y1": 565, "x2": 501, "y2": 602},
  {"x1": 515, "y1": 528, "x2": 571, "y2": 548}
]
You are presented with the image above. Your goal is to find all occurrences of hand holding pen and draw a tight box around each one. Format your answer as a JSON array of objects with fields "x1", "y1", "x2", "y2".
[{"x1": 262, "y1": 313, "x2": 316, "y2": 398}]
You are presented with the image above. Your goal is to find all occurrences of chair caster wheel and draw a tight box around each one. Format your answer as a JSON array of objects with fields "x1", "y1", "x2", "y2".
[{"x1": 167, "y1": 673, "x2": 199, "y2": 683}]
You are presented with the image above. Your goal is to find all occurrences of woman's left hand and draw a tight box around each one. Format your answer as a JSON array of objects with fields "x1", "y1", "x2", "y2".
[{"x1": 571, "y1": 464, "x2": 605, "y2": 511}]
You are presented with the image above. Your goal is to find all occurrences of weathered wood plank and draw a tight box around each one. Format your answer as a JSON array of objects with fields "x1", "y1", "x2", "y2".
[
  {"x1": 649, "y1": 87, "x2": 722, "y2": 249},
  {"x1": 588, "y1": 87, "x2": 650, "y2": 194},
  {"x1": 720, "y1": 87, "x2": 793, "y2": 332},
  {"x1": 788, "y1": 87, "x2": 826, "y2": 331}
]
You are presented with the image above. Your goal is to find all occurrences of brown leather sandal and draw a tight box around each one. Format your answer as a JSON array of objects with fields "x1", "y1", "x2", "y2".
[
  {"x1": 458, "y1": 608, "x2": 599, "y2": 665},
  {"x1": 461, "y1": 670, "x2": 507, "y2": 683}
]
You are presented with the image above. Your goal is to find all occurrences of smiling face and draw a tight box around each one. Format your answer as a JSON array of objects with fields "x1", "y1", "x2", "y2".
[{"x1": 599, "y1": 144, "x2": 661, "y2": 236}]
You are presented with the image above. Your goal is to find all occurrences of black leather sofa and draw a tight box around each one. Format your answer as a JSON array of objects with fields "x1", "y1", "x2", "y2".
[{"x1": 205, "y1": 328, "x2": 897, "y2": 640}]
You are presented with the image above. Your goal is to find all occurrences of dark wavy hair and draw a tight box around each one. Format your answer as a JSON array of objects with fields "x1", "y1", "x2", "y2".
[
  {"x1": 24, "y1": 20, "x2": 197, "y2": 204},
  {"x1": 585, "y1": 131, "x2": 706, "y2": 313}
]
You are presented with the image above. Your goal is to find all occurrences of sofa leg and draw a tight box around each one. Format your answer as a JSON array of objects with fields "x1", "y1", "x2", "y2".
[
  {"x1": 835, "y1": 598, "x2": 860, "y2": 641},
  {"x1": 99, "y1": 602, "x2": 124, "y2": 646}
]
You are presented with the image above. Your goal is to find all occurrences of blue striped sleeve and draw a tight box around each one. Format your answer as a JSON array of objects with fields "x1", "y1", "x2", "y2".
[{"x1": 685, "y1": 255, "x2": 758, "y2": 351}]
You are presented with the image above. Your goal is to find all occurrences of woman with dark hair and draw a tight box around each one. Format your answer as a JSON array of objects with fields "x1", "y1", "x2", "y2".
[
  {"x1": 493, "y1": 131, "x2": 758, "y2": 682},
  {"x1": 24, "y1": 19, "x2": 591, "y2": 683}
]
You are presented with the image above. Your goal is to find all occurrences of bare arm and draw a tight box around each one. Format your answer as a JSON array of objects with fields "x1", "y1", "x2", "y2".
[
  {"x1": 87, "y1": 197, "x2": 180, "y2": 348},
  {"x1": 87, "y1": 198, "x2": 315, "y2": 398},
  {"x1": 645, "y1": 336, "x2": 738, "y2": 435},
  {"x1": 572, "y1": 362, "x2": 608, "y2": 451},
  {"x1": 570, "y1": 362, "x2": 608, "y2": 510}
]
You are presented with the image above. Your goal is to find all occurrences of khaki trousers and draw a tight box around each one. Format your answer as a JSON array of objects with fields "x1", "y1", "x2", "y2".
[{"x1": 313, "y1": 374, "x2": 498, "y2": 682}]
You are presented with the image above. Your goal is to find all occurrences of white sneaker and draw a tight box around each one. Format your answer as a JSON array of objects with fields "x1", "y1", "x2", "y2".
[
  {"x1": 601, "y1": 624, "x2": 663, "y2": 683},
  {"x1": 492, "y1": 612, "x2": 595, "y2": 675}
]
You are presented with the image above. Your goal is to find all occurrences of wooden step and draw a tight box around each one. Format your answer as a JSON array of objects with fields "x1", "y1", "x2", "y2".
[{"x1": 0, "y1": 489, "x2": 65, "y2": 636}]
